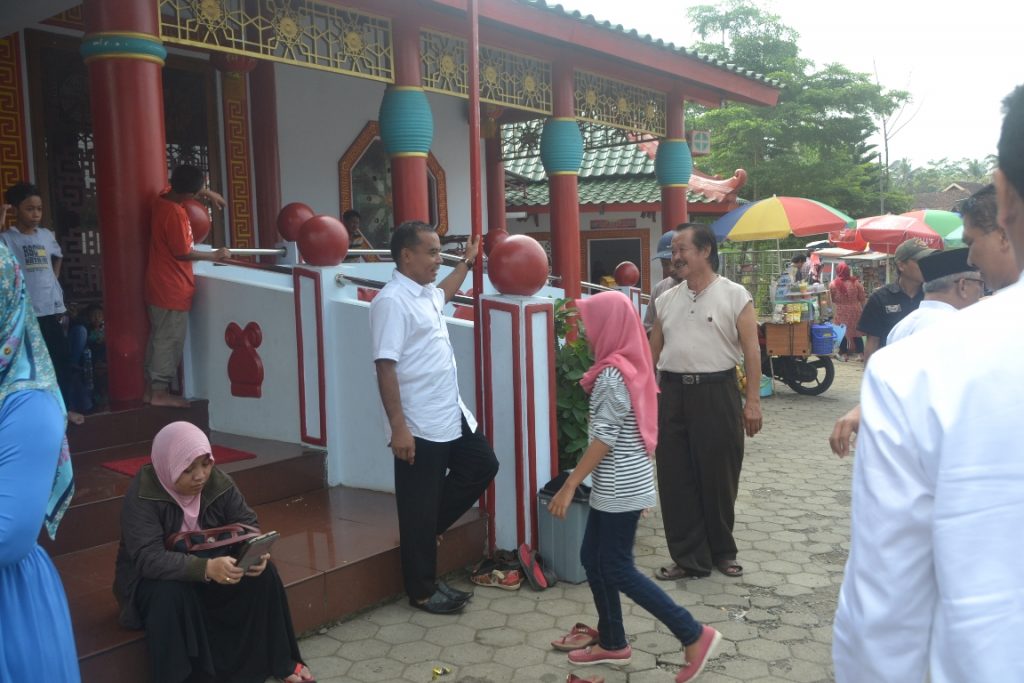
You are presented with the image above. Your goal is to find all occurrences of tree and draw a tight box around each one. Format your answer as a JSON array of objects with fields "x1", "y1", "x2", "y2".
[
  {"x1": 686, "y1": 0, "x2": 911, "y2": 218},
  {"x1": 887, "y1": 156, "x2": 997, "y2": 194}
]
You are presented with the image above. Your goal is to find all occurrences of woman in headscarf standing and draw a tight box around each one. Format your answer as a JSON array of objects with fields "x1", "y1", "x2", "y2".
[
  {"x1": 547, "y1": 291, "x2": 722, "y2": 683},
  {"x1": 829, "y1": 262, "x2": 867, "y2": 361},
  {"x1": 114, "y1": 421, "x2": 314, "y2": 683},
  {"x1": 0, "y1": 243, "x2": 80, "y2": 681}
]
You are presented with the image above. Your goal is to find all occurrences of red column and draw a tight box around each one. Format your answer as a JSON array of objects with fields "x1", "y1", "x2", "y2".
[
  {"x1": 390, "y1": 18, "x2": 430, "y2": 224},
  {"x1": 485, "y1": 130, "x2": 506, "y2": 233},
  {"x1": 661, "y1": 96, "x2": 689, "y2": 230},
  {"x1": 82, "y1": 0, "x2": 168, "y2": 408},
  {"x1": 549, "y1": 63, "x2": 581, "y2": 299},
  {"x1": 250, "y1": 60, "x2": 282, "y2": 256}
]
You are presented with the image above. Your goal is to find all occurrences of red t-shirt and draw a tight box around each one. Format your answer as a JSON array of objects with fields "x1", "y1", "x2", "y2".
[{"x1": 145, "y1": 196, "x2": 195, "y2": 311}]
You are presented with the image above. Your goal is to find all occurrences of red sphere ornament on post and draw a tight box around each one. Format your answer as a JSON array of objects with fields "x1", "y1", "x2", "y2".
[
  {"x1": 483, "y1": 228, "x2": 509, "y2": 256},
  {"x1": 613, "y1": 261, "x2": 640, "y2": 287},
  {"x1": 277, "y1": 202, "x2": 315, "y2": 242},
  {"x1": 297, "y1": 215, "x2": 350, "y2": 266},
  {"x1": 183, "y1": 199, "x2": 212, "y2": 244},
  {"x1": 488, "y1": 235, "x2": 549, "y2": 296}
]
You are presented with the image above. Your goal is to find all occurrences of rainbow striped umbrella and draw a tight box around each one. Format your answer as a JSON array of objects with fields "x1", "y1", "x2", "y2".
[
  {"x1": 711, "y1": 196, "x2": 855, "y2": 242},
  {"x1": 943, "y1": 225, "x2": 965, "y2": 248},
  {"x1": 901, "y1": 209, "x2": 963, "y2": 240}
]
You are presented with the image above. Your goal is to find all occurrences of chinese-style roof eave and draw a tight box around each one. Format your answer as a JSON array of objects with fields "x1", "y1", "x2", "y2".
[{"x1": 423, "y1": 0, "x2": 781, "y2": 108}]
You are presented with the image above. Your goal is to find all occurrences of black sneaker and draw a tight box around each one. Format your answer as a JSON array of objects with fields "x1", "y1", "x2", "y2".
[{"x1": 409, "y1": 589, "x2": 466, "y2": 614}]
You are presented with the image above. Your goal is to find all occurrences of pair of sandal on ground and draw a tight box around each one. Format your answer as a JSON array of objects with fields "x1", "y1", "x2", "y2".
[
  {"x1": 655, "y1": 558, "x2": 743, "y2": 580},
  {"x1": 469, "y1": 543, "x2": 558, "y2": 591},
  {"x1": 553, "y1": 622, "x2": 722, "y2": 683}
]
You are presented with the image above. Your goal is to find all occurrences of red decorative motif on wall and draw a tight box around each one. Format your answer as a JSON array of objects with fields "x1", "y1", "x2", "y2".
[
  {"x1": 225, "y1": 322, "x2": 264, "y2": 398},
  {"x1": 220, "y1": 72, "x2": 255, "y2": 248},
  {"x1": 0, "y1": 34, "x2": 29, "y2": 228}
]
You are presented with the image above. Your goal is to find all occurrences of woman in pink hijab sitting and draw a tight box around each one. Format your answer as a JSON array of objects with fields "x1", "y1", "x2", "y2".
[{"x1": 114, "y1": 421, "x2": 314, "y2": 683}]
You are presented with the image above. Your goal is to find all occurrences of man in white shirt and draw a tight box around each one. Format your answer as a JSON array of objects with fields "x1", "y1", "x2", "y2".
[
  {"x1": 833, "y1": 83, "x2": 1024, "y2": 683},
  {"x1": 885, "y1": 248, "x2": 984, "y2": 345},
  {"x1": 369, "y1": 221, "x2": 498, "y2": 615}
]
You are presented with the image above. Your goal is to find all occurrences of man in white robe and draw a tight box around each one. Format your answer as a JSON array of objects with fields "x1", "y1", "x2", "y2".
[
  {"x1": 833, "y1": 83, "x2": 1024, "y2": 683},
  {"x1": 885, "y1": 249, "x2": 984, "y2": 345}
]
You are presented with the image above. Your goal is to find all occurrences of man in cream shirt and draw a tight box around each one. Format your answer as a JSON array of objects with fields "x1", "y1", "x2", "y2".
[{"x1": 833, "y1": 84, "x2": 1024, "y2": 682}]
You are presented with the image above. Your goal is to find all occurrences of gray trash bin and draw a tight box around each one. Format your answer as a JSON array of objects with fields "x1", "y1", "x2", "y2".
[{"x1": 536, "y1": 479, "x2": 590, "y2": 584}]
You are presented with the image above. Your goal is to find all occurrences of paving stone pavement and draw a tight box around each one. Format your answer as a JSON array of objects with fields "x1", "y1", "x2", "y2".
[{"x1": 291, "y1": 362, "x2": 863, "y2": 683}]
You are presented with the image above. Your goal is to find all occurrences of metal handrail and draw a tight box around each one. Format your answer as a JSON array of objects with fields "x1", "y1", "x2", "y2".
[
  {"x1": 346, "y1": 248, "x2": 464, "y2": 264},
  {"x1": 335, "y1": 273, "x2": 474, "y2": 306}
]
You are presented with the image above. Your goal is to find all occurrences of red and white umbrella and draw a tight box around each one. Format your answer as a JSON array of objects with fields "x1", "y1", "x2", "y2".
[{"x1": 830, "y1": 214, "x2": 943, "y2": 254}]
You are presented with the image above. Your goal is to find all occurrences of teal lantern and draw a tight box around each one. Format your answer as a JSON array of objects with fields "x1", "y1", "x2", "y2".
[
  {"x1": 540, "y1": 118, "x2": 583, "y2": 175},
  {"x1": 655, "y1": 139, "x2": 693, "y2": 187},
  {"x1": 378, "y1": 87, "x2": 434, "y2": 156}
]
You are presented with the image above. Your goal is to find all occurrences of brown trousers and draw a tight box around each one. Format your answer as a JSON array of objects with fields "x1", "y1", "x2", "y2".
[
  {"x1": 145, "y1": 305, "x2": 188, "y2": 392},
  {"x1": 655, "y1": 375, "x2": 744, "y2": 575}
]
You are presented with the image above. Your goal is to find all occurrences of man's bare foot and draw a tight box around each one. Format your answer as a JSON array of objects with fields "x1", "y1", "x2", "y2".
[
  {"x1": 67, "y1": 411, "x2": 85, "y2": 425},
  {"x1": 149, "y1": 391, "x2": 190, "y2": 408}
]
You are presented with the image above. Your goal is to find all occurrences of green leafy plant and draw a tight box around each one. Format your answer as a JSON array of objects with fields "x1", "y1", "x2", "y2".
[{"x1": 554, "y1": 298, "x2": 594, "y2": 471}]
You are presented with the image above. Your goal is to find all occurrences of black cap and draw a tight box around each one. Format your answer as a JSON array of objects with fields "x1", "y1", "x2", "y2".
[{"x1": 918, "y1": 248, "x2": 976, "y2": 283}]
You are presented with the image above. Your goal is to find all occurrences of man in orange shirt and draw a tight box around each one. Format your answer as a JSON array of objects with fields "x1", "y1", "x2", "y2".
[{"x1": 144, "y1": 165, "x2": 230, "y2": 407}]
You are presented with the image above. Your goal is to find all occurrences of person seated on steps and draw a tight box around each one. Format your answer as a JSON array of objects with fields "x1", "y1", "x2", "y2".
[{"x1": 114, "y1": 421, "x2": 315, "y2": 683}]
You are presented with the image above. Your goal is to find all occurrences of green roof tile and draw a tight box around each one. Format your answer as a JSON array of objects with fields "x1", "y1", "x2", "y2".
[
  {"x1": 506, "y1": 175, "x2": 718, "y2": 207},
  {"x1": 506, "y1": 143, "x2": 655, "y2": 182}
]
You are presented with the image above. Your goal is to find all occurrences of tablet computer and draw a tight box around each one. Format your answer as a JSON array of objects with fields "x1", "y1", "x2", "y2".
[{"x1": 233, "y1": 531, "x2": 279, "y2": 571}]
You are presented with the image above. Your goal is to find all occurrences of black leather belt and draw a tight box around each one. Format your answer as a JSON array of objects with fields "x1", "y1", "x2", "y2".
[{"x1": 663, "y1": 369, "x2": 735, "y2": 385}]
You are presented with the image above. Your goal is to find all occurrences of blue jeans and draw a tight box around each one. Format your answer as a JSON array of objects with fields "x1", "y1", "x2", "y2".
[{"x1": 580, "y1": 508, "x2": 703, "y2": 650}]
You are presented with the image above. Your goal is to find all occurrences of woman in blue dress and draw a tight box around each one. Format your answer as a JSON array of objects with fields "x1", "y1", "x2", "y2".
[{"x1": 0, "y1": 240, "x2": 80, "y2": 681}]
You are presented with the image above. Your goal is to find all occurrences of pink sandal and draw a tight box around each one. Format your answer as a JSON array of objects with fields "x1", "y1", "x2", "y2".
[
  {"x1": 550, "y1": 623, "x2": 599, "y2": 651},
  {"x1": 282, "y1": 662, "x2": 316, "y2": 683}
]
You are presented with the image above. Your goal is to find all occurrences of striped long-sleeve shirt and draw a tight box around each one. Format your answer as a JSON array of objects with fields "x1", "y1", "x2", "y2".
[{"x1": 588, "y1": 367, "x2": 657, "y2": 513}]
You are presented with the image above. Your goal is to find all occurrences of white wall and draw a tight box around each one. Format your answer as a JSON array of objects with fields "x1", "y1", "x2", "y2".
[
  {"x1": 274, "y1": 65, "x2": 483, "y2": 238},
  {"x1": 275, "y1": 65, "x2": 387, "y2": 216},
  {"x1": 186, "y1": 263, "x2": 302, "y2": 443}
]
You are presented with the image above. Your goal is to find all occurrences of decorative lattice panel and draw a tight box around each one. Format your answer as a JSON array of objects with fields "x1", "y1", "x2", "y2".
[
  {"x1": 159, "y1": 0, "x2": 393, "y2": 82},
  {"x1": 574, "y1": 70, "x2": 665, "y2": 137},
  {"x1": 420, "y1": 30, "x2": 552, "y2": 115}
]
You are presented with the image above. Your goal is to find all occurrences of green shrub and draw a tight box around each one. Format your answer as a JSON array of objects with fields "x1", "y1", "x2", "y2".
[{"x1": 553, "y1": 298, "x2": 594, "y2": 471}]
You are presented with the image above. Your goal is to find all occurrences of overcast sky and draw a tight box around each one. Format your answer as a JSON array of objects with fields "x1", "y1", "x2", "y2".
[{"x1": 558, "y1": 0, "x2": 1022, "y2": 168}]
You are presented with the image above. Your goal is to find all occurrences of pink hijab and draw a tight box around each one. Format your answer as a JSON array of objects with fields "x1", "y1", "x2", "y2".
[
  {"x1": 576, "y1": 291, "x2": 659, "y2": 454},
  {"x1": 151, "y1": 422, "x2": 215, "y2": 532}
]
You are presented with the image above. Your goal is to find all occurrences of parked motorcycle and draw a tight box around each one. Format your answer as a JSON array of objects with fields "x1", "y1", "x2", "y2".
[{"x1": 757, "y1": 323, "x2": 835, "y2": 395}]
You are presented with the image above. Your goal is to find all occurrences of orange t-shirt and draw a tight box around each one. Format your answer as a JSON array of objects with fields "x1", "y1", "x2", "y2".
[{"x1": 145, "y1": 196, "x2": 195, "y2": 311}]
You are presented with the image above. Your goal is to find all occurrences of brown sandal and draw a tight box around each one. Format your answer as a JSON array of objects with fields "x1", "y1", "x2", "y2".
[
  {"x1": 655, "y1": 565, "x2": 708, "y2": 580},
  {"x1": 716, "y1": 560, "x2": 743, "y2": 577},
  {"x1": 566, "y1": 674, "x2": 605, "y2": 683},
  {"x1": 551, "y1": 623, "x2": 599, "y2": 651}
]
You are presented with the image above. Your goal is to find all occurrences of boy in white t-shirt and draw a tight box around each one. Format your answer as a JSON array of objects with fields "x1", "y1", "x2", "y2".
[{"x1": 2, "y1": 182, "x2": 84, "y2": 423}]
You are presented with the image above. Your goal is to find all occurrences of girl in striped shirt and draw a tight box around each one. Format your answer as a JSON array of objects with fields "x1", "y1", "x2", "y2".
[{"x1": 548, "y1": 291, "x2": 722, "y2": 683}]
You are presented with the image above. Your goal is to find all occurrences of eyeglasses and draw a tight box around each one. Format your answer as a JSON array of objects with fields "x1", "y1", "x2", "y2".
[{"x1": 959, "y1": 274, "x2": 985, "y2": 285}]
